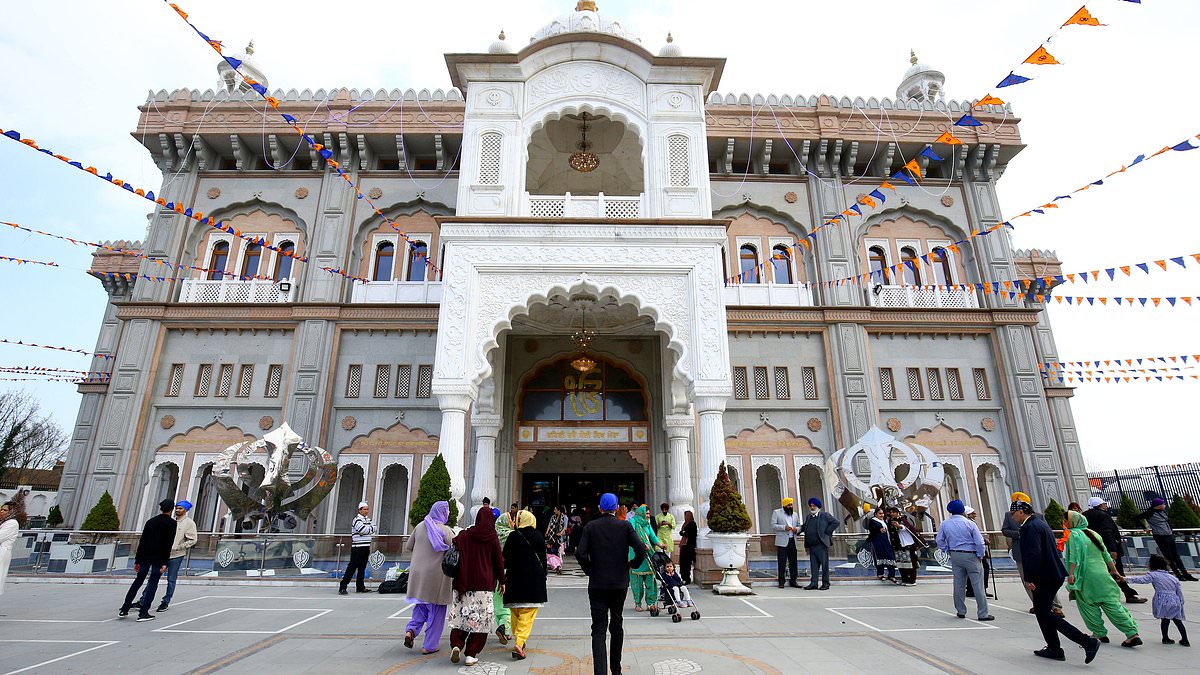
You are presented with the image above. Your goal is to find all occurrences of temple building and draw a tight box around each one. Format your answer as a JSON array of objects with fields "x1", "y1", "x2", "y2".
[{"x1": 62, "y1": 2, "x2": 1086, "y2": 543}]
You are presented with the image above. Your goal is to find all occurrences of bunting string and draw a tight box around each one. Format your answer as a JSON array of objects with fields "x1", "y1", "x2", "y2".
[
  {"x1": 1056, "y1": 373, "x2": 1198, "y2": 384},
  {"x1": 1041, "y1": 353, "x2": 1200, "y2": 370},
  {"x1": 0, "y1": 338, "x2": 113, "y2": 360},
  {"x1": 0, "y1": 254, "x2": 58, "y2": 268},
  {"x1": 0, "y1": 366, "x2": 109, "y2": 377}
]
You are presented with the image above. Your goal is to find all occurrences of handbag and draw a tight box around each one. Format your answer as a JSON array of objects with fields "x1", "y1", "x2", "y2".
[{"x1": 441, "y1": 543, "x2": 461, "y2": 578}]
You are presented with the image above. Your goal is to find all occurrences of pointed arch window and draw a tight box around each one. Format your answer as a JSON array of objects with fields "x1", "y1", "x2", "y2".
[
  {"x1": 900, "y1": 246, "x2": 922, "y2": 285},
  {"x1": 274, "y1": 241, "x2": 295, "y2": 280},
  {"x1": 207, "y1": 241, "x2": 230, "y2": 280},
  {"x1": 738, "y1": 244, "x2": 760, "y2": 283},
  {"x1": 406, "y1": 241, "x2": 428, "y2": 282},
  {"x1": 931, "y1": 247, "x2": 953, "y2": 286},
  {"x1": 771, "y1": 244, "x2": 794, "y2": 284},
  {"x1": 373, "y1": 241, "x2": 395, "y2": 281},
  {"x1": 241, "y1": 243, "x2": 262, "y2": 277},
  {"x1": 868, "y1": 245, "x2": 889, "y2": 284}
]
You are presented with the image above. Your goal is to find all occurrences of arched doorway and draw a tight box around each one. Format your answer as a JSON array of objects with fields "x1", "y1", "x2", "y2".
[
  {"x1": 755, "y1": 464, "x2": 783, "y2": 535},
  {"x1": 379, "y1": 464, "x2": 410, "y2": 536},
  {"x1": 798, "y1": 464, "x2": 824, "y2": 507},
  {"x1": 150, "y1": 462, "x2": 179, "y2": 508},
  {"x1": 334, "y1": 465, "x2": 365, "y2": 533},
  {"x1": 193, "y1": 465, "x2": 220, "y2": 532},
  {"x1": 977, "y1": 463, "x2": 1006, "y2": 531}
]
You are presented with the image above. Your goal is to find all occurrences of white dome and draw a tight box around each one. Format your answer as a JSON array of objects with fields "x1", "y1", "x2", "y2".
[
  {"x1": 529, "y1": 3, "x2": 642, "y2": 47},
  {"x1": 217, "y1": 41, "x2": 269, "y2": 93},
  {"x1": 658, "y1": 33, "x2": 682, "y2": 57},
  {"x1": 488, "y1": 30, "x2": 514, "y2": 54}
]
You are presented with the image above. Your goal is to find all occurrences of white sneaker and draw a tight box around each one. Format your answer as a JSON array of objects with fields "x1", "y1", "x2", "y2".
[{"x1": 464, "y1": 656, "x2": 478, "y2": 666}]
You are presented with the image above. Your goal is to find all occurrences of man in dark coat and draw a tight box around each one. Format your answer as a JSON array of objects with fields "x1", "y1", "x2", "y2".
[
  {"x1": 1010, "y1": 500, "x2": 1099, "y2": 663},
  {"x1": 119, "y1": 499, "x2": 178, "y2": 621},
  {"x1": 1082, "y1": 496, "x2": 1145, "y2": 603},
  {"x1": 800, "y1": 497, "x2": 839, "y2": 590},
  {"x1": 576, "y1": 492, "x2": 647, "y2": 675}
]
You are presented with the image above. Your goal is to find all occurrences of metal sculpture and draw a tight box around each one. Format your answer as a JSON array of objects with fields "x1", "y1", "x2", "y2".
[
  {"x1": 212, "y1": 423, "x2": 338, "y2": 533},
  {"x1": 824, "y1": 426, "x2": 945, "y2": 526}
]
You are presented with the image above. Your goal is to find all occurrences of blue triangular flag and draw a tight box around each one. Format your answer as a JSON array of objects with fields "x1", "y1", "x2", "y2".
[
  {"x1": 892, "y1": 170, "x2": 915, "y2": 186},
  {"x1": 1171, "y1": 256, "x2": 1186, "y2": 268},
  {"x1": 1129, "y1": 154, "x2": 1146, "y2": 166},
  {"x1": 868, "y1": 189, "x2": 886, "y2": 203},
  {"x1": 920, "y1": 146, "x2": 943, "y2": 161},
  {"x1": 1136, "y1": 263, "x2": 1149, "y2": 274},
  {"x1": 849, "y1": 204, "x2": 862, "y2": 215},
  {"x1": 1053, "y1": 195, "x2": 1072, "y2": 201},
  {"x1": 224, "y1": 57, "x2": 243, "y2": 70},
  {"x1": 1105, "y1": 269, "x2": 1115, "y2": 280},
  {"x1": 1139, "y1": 298, "x2": 1148, "y2": 306},
  {"x1": 282, "y1": 114, "x2": 298, "y2": 124},
  {"x1": 1091, "y1": 179, "x2": 1104, "y2": 186},
  {"x1": 251, "y1": 84, "x2": 268, "y2": 95},
  {"x1": 1032, "y1": 209, "x2": 1045, "y2": 214},
  {"x1": 1168, "y1": 298, "x2": 1177, "y2": 306},
  {"x1": 1086, "y1": 297, "x2": 1094, "y2": 305},
  {"x1": 1114, "y1": 297, "x2": 1123, "y2": 305},
  {"x1": 997, "y1": 72, "x2": 1032, "y2": 88},
  {"x1": 1171, "y1": 140, "x2": 1197, "y2": 151},
  {"x1": 954, "y1": 114, "x2": 982, "y2": 127},
  {"x1": 2, "y1": 130, "x2": 20, "y2": 141}
]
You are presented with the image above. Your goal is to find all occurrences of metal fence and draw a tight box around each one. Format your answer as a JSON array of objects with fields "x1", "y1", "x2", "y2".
[{"x1": 1088, "y1": 463, "x2": 1200, "y2": 510}]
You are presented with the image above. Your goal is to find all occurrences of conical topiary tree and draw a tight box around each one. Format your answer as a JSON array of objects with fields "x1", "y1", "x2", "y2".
[
  {"x1": 1168, "y1": 494, "x2": 1200, "y2": 529},
  {"x1": 708, "y1": 462, "x2": 752, "y2": 533},
  {"x1": 80, "y1": 491, "x2": 120, "y2": 531},
  {"x1": 1043, "y1": 498, "x2": 1066, "y2": 534},
  {"x1": 409, "y1": 454, "x2": 458, "y2": 528},
  {"x1": 1115, "y1": 495, "x2": 1141, "y2": 529},
  {"x1": 46, "y1": 504, "x2": 63, "y2": 528}
]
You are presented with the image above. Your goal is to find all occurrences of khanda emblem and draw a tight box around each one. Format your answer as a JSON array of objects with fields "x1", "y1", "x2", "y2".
[{"x1": 564, "y1": 368, "x2": 602, "y2": 418}]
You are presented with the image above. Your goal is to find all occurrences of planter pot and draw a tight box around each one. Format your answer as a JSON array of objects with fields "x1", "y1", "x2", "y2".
[{"x1": 708, "y1": 531, "x2": 753, "y2": 595}]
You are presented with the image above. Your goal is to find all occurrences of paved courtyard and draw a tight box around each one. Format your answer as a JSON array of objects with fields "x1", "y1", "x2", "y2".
[{"x1": 0, "y1": 577, "x2": 1196, "y2": 674}]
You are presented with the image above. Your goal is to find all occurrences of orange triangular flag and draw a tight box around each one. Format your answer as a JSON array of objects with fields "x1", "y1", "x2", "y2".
[
  {"x1": 934, "y1": 131, "x2": 963, "y2": 145},
  {"x1": 1098, "y1": 297, "x2": 1107, "y2": 305},
  {"x1": 903, "y1": 158, "x2": 923, "y2": 180},
  {"x1": 974, "y1": 94, "x2": 1005, "y2": 108},
  {"x1": 1155, "y1": 260, "x2": 1168, "y2": 271},
  {"x1": 880, "y1": 182, "x2": 896, "y2": 192},
  {"x1": 1025, "y1": 46, "x2": 1061, "y2": 65},
  {"x1": 1119, "y1": 266, "x2": 1131, "y2": 276},
  {"x1": 1152, "y1": 298, "x2": 1162, "y2": 306},
  {"x1": 1063, "y1": 6, "x2": 1104, "y2": 27}
]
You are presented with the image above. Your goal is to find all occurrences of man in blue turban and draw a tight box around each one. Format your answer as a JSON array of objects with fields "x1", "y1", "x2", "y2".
[
  {"x1": 936, "y1": 500, "x2": 993, "y2": 622},
  {"x1": 801, "y1": 497, "x2": 839, "y2": 590}
]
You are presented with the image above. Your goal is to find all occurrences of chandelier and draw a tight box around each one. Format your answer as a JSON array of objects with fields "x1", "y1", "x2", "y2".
[
  {"x1": 568, "y1": 112, "x2": 599, "y2": 173},
  {"x1": 569, "y1": 297, "x2": 598, "y2": 372}
]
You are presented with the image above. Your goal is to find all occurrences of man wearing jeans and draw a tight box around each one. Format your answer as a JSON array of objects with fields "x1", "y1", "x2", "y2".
[
  {"x1": 935, "y1": 499, "x2": 994, "y2": 622},
  {"x1": 142, "y1": 500, "x2": 197, "y2": 612},
  {"x1": 119, "y1": 499, "x2": 177, "y2": 621},
  {"x1": 576, "y1": 492, "x2": 648, "y2": 675}
]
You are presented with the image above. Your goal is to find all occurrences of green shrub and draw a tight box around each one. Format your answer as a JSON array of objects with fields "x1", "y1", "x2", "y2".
[
  {"x1": 1115, "y1": 495, "x2": 1141, "y2": 529},
  {"x1": 1043, "y1": 498, "x2": 1065, "y2": 533},
  {"x1": 46, "y1": 504, "x2": 63, "y2": 528},
  {"x1": 80, "y1": 491, "x2": 120, "y2": 531},
  {"x1": 707, "y1": 462, "x2": 752, "y2": 533},
  {"x1": 408, "y1": 454, "x2": 458, "y2": 528},
  {"x1": 1168, "y1": 494, "x2": 1200, "y2": 529}
]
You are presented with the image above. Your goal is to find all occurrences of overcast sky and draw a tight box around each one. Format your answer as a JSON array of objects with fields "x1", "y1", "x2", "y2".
[{"x1": 0, "y1": 1, "x2": 1196, "y2": 471}]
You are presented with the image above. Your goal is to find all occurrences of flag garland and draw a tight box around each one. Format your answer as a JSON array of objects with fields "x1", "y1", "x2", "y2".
[
  {"x1": 0, "y1": 365, "x2": 109, "y2": 377},
  {"x1": 1055, "y1": 374, "x2": 1198, "y2": 384},
  {"x1": 0, "y1": 338, "x2": 113, "y2": 360},
  {"x1": 163, "y1": 0, "x2": 444, "y2": 279},
  {"x1": 0, "y1": 254, "x2": 58, "y2": 268},
  {"x1": 1041, "y1": 354, "x2": 1200, "y2": 370},
  {"x1": 725, "y1": 246, "x2": 805, "y2": 286}
]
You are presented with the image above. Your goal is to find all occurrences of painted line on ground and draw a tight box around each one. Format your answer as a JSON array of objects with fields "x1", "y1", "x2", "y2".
[
  {"x1": 738, "y1": 598, "x2": 773, "y2": 617},
  {"x1": 536, "y1": 614, "x2": 769, "y2": 621},
  {"x1": 825, "y1": 605, "x2": 1000, "y2": 633},
  {"x1": 386, "y1": 603, "x2": 416, "y2": 619},
  {"x1": 0, "y1": 640, "x2": 119, "y2": 675},
  {"x1": 153, "y1": 607, "x2": 332, "y2": 634},
  {"x1": 753, "y1": 592, "x2": 947, "y2": 599},
  {"x1": 0, "y1": 618, "x2": 117, "y2": 623}
]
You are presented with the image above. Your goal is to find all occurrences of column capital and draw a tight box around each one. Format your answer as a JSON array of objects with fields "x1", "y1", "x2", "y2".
[
  {"x1": 436, "y1": 393, "x2": 475, "y2": 413},
  {"x1": 663, "y1": 414, "x2": 695, "y2": 438},
  {"x1": 693, "y1": 396, "x2": 727, "y2": 414},
  {"x1": 471, "y1": 413, "x2": 503, "y2": 435}
]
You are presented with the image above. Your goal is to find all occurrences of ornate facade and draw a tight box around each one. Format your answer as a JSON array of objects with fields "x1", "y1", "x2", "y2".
[{"x1": 62, "y1": 3, "x2": 1086, "y2": 537}]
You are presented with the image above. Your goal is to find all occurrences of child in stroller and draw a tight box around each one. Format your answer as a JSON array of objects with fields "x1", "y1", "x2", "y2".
[
  {"x1": 651, "y1": 551, "x2": 701, "y2": 621},
  {"x1": 661, "y1": 562, "x2": 694, "y2": 607}
]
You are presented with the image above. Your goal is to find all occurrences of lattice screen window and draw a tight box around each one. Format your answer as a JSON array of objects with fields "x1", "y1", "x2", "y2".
[
  {"x1": 946, "y1": 368, "x2": 963, "y2": 400},
  {"x1": 973, "y1": 368, "x2": 991, "y2": 400},
  {"x1": 604, "y1": 199, "x2": 641, "y2": 219},
  {"x1": 346, "y1": 364, "x2": 362, "y2": 398},
  {"x1": 395, "y1": 365, "x2": 412, "y2": 398},
  {"x1": 667, "y1": 134, "x2": 691, "y2": 187},
  {"x1": 774, "y1": 367, "x2": 790, "y2": 400},
  {"x1": 927, "y1": 369, "x2": 944, "y2": 401},
  {"x1": 195, "y1": 364, "x2": 213, "y2": 397},
  {"x1": 216, "y1": 364, "x2": 234, "y2": 397},
  {"x1": 166, "y1": 364, "x2": 184, "y2": 397},
  {"x1": 373, "y1": 365, "x2": 390, "y2": 398},
  {"x1": 801, "y1": 367, "x2": 819, "y2": 400},
  {"x1": 236, "y1": 365, "x2": 254, "y2": 398},
  {"x1": 265, "y1": 364, "x2": 283, "y2": 398},
  {"x1": 906, "y1": 367, "x2": 924, "y2": 400},
  {"x1": 528, "y1": 199, "x2": 565, "y2": 218},
  {"x1": 732, "y1": 367, "x2": 749, "y2": 399},
  {"x1": 416, "y1": 365, "x2": 434, "y2": 398},
  {"x1": 478, "y1": 132, "x2": 502, "y2": 185},
  {"x1": 879, "y1": 368, "x2": 896, "y2": 400},
  {"x1": 752, "y1": 366, "x2": 769, "y2": 399}
]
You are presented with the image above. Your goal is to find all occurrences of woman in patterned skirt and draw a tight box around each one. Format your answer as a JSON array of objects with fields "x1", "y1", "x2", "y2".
[
  {"x1": 448, "y1": 507, "x2": 506, "y2": 667},
  {"x1": 867, "y1": 507, "x2": 898, "y2": 583}
]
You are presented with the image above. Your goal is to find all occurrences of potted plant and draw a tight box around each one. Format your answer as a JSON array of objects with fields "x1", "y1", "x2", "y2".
[{"x1": 706, "y1": 462, "x2": 754, "y2": 595}]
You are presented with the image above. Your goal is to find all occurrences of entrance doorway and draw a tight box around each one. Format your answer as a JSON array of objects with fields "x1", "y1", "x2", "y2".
[{"x1": 522, "y1": 472, "x2": 644, "y2": 527}]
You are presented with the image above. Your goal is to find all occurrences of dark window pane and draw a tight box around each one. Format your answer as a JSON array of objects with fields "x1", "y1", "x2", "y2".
[
  {"x1": 605, "y1": 390, "x2": 646, "y2": 421},
  {"x1": 603, "y1": 363, "x2": 641, "y2": 390},
  {"x1": 521, "y1": 391, "x2": 562, "y2": 420}
]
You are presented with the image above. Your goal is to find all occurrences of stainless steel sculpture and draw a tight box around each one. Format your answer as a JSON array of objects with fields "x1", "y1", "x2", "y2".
[
  {"x1": 212, "y1": 423, "x2": 337, "y2": 532},
  {"x1": 824, "y1": 426, "x2": 945, "y2": 525}
]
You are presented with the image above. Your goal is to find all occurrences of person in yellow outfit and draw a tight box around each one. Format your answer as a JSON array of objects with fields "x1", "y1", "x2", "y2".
[
  {"x1": 502, "y1": 510, "x2": 547, "y2": 660},
  {"x1": 655, "y1": 503, "x2": 676, "y2": 556}
]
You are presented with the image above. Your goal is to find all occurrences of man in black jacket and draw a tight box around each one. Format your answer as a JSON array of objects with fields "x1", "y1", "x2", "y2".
[
  {"x1": 1082, "y1": 497, "x2": 1146, "y2": 603},
  {"x1": 119, "y1": 499, "x2": 178, "y2": 621},
  {"x1": 576, "y1": 492, "x2": 647, "y2": 675},
  {"x1": 1010, "y1": 500, "x2": 1099, "y2": 664}
]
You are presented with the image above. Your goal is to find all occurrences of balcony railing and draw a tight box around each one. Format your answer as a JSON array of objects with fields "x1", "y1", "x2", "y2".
[
  {"x1": 523, "y1": 192, "x2": 643, "y2": 219},
  {"x1": 179, "y1": 278, "x2": 297, "y2": 303},
  {"x1": 350, "y1": 280, "x2": 443, "y2": 304},
  {"x1": 869, "y1": 284, "x2": 980, "y2": 309},
  {"x1": 724, "y1": 283, "x2": 815, "y2": 307}
]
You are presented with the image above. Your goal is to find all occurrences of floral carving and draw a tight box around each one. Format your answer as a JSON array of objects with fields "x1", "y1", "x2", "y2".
[
  {"x1": 941, "y1": 195, "x2": 954, "y2": 207},
  {"x1": 367, "y1": 187, "x2": 383, "y2": 199},
  {"x1": 160, "y1": 415, "x2": 175, "y2": 430},
  {"x1": 294, "y1": 187, "x2": 309, "y2": 199},
  {"x1": 206, "y1": 188, "x2": 220, "y2": 199},
  {"x1": 784, "y1": 192, "x2": 798, "y2": 204},
  {"x1": 807, "y1": 417, "x2": 822, "y2": 432},
  {"x1": 981, "y1": 417, "x2": 997, "y2": 432},
  {"x1": 886, "y1": 417, "x2": 902, "y2": 432},
  {"x1": 341, "y1": 416, "x2": 357, "y2": 431},
  {"x1": 259, "y1": 416, "x2": 274, "y2": 430}
]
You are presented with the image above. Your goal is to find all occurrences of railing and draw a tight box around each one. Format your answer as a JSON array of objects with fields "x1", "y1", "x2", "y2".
[
  {"x1": 350, "y1": 280, "x2": 443, "y2": 304},
  {"x1": 179, "y1": 278, "x2": 297, "y2": 303},
  {"x1": 869, "y1": 284, "x2": 979, "y2": 309},
  {"x1": 724, "y1": 283, "x2": 815, "y2": 307},
  {"x1": 523, "y1": 192, "x2": 644, "y2": 219}
]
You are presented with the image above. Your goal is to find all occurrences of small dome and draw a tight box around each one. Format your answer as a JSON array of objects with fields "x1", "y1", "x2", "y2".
[
  {"x1": 530, "y1": 2, "x2": 642, "y2": 47},
  {"x1": 217, "y1": 41, "x2": 269, "y2": 93},
  {"x1": 896, "y1": 49, "x2": 945, "y2": 103},
  {"x1": 658, "y1": 33, "x2": 682, "y2": 57},
  {"x1": 488, "y1": 30, "x2": 514, "y2": 54}
]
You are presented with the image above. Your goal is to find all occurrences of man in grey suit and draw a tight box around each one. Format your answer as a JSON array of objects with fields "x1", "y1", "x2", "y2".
[
  {"x1": 801, "y1": 498, "x2": 839, "y2": 590},
  {"x1": 771, "y1": 498, "x2": 802, "y2": 588}
]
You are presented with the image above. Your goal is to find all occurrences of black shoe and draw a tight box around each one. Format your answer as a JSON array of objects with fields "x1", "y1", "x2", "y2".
[
  {"x1": 977, "y1": 615, "x2": 995, "y2": 622},
  {"x1": 1121, "y1": 636, "x2": 1142, "y2": 648},
  {"x1": 1096, "y1": 636, "x2": 1109, "y2": 643},
  {"x1": 1164, "y1": 637, "x2": 1176, "y2": 645},
  {"x1": 338, "y1": 588, "x2": 348, "y2": 595},
  {"x1": 788, "y1": 581, "x2": 803, "y2": 589},
  {"x1": 1084, "y1": 637, "x2": 1100, "y2": 664},
  {"x1": 1034, "y1": 647, "x2": 1066, "y2": 661},
  {"x1": 157, "y1": 603, "x2": 169, "y2": 612},
  {"x1": 818, "y1": 585, "x2": 830, "y2": 590},
  {"x1": 1181, "y1": 639, "x2": 1190, "y2": 646},
  {"x1": 965, "y1": 592, "x2": 975, "y2": 598},
  {"x1": 1183, "y1": 575, "x2": 1199, "y2": 582},
  {"x1": 356, "y1": 588, "x2": 371, "y2": 593},
  {"x1": 118, "y1": 608, "x2": 129, "y2": 618},
  {"x1": 136, "y1": 614, "x2": 156, "y2": 622},
  {"x1": 1126, "y1": 596, "x2": 1148, "y2": 604},
  {"x1": 777, "y1": 581, "x2": 785, "y2": 588},
  {"x1": 803, "y1": 585, "x2": 818, "y2": 590},
  {"x1": 957, "y1": 613, "x2": 966, "y2": 619}
]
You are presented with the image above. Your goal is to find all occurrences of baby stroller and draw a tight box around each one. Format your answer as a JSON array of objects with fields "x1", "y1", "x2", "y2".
[{"x1": 649, "y1": 549, "x2": 701, "y2": 622}]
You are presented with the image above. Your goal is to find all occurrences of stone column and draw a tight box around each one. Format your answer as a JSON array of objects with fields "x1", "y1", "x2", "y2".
[
  {"x1": 694, "y1": 396, "x2": 728, "y2": 538},
  {"x1": 470, "y1": 414, "x2": 501, "y2": 509},
  {"x1": 435, "y1": 393, "x2": 473, "y2": 518},
  {"x1": 664, "y1": 414, "x2": 696, "y2": 535}
]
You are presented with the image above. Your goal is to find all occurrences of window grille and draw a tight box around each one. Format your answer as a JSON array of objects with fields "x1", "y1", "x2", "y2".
[
  {"x1": 416, "y1": 365, "x2": 433, "y2": 398},
  {"x1": 752, "y1": 366, "x2": 769, "y2": 399},
  {"x1": 802, "y1": 367, "x2": 819, "y2": 400},
  {"x1": 395, "y1": 365, "x2": 412, "y2": 398},
  {"x1": 478, "y1": 132, "x2": 502, "y2": 185},
  {"x1": 216, "y1": 364, "x2": 233, "y2": 397},
  {"x1": 346, "y1": 364, "x2": 362, "y2": 398},
  {"x1": 667, "y1": 134, "x2": 691, "y2": 187},
  {"x1": 374, "y1": 365, "x2": 390, "y2": 398},
  {"x1": 906, "y1": 367, "x2": 923, "y2": 400},
  {"x1": 774, "y1": 367, "x2": 790, "y2": 400},
  {"x1": 237, "y1": 365, "x2": 254, "y2": 397},
  {"x1": 947, "y1": 368, "x2": 963, "y2": 400},
  {"x1": 166, "y1": 364, "x2": 184, "y2": 397},
  {"x1": 733, "y1": 367, "x2": 749, "y2": 399},
  {"x1": 265, "y1": 364, "x2": 283, "y2": 398},
  {"x1": 879, "y1": 368, "x2": 896, "y2": 401},
  {"x1": 195, "y1": 364, "x2": 213, "y2": 397},
  {"x1": 973, "y1": 368, "x2": 991, "y2": 400},
  {"x1": 927, "y1": 369, "x2": 944, "y2": 401}
]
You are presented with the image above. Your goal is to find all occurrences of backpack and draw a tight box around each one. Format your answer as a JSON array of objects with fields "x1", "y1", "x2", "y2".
[
  {"x1": 379, "y1": 569, "x2": 409, "y2": 594},
  {"x1": 441, "y1": 542, "x2": 461, "y2": 578}
]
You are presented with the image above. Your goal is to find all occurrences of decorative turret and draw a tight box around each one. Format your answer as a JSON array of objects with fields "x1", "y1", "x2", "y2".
[
  {"x1": 896, "y1": 49, "x2": 945, "y2": 103},
  {"x1": 529, "y1": 1, "x2": 641, "y2": 46},
  {"x1": 217, "y1": 41, "x2": 269, "y2": 93},
  {"x1": 488, "y1": 29, "x2": 514, "y2": 54},
  {"x1": 658, "y1": 33, "x2": 683, "y2": 57}
]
